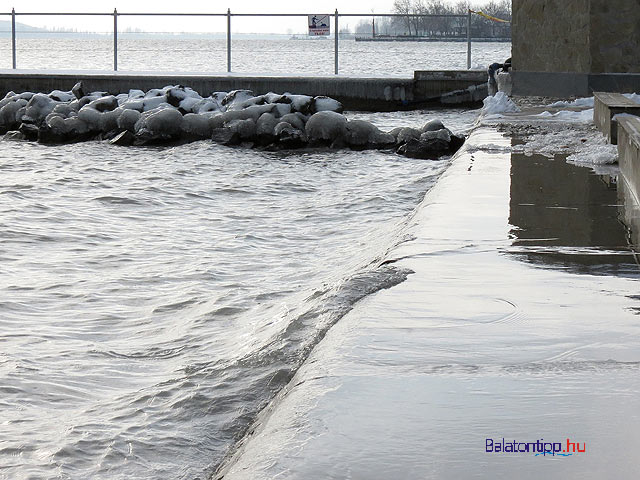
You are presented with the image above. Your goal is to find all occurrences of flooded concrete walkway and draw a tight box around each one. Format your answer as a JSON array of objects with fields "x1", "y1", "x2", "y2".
[{"x1": 216, "y1": 123, "x2": 640, "y2": 480}]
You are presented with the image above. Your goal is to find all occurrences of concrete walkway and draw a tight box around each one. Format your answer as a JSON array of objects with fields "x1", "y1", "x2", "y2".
[{"x1": 215, "y1": 122, "x2": 640, "y2": 479}]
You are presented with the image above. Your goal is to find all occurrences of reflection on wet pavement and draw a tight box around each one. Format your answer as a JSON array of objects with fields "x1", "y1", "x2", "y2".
[{"x1": 508, "y1": 153, "x2": 640, "y2": 277}]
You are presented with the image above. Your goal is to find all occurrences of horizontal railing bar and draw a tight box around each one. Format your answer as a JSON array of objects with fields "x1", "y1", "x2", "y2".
[{"x1": 0, "y1": 11, "x2": 468, "y2": 18}]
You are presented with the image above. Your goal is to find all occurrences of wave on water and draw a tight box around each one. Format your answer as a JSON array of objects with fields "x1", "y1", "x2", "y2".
[{"x1": 0, "y1": 109, "x2": 478, "y2": 480}]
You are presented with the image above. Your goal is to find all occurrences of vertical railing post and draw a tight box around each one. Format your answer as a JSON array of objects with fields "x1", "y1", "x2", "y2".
[
  {"x1": 113, "y1": 8, "x2": 118, "y2": 71},
  {"x1": 334, "y1": 9, "x2": 339, "y2": 75},
  {"x1": 11, "y1": 8, "x2": 16, "y2": 69},
  {"x1": 467, "y1": 9, "x2": 472, "y2": 69},
  {"x1": 227, "y1": 9, "x2": 232, "y2": 73}
]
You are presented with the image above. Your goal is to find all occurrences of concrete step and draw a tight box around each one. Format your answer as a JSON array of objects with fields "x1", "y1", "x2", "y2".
[
  {"x1": 594, "y1": 91, "x2": 640, "y2": 144},
  {"x1": 617, "y1": 114, "x2": 640, "y2": 212}
]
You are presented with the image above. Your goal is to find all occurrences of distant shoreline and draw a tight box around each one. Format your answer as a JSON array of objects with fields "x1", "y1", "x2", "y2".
[{"x1": 355, "y1": 36, "x2": 510, "y2": 43}]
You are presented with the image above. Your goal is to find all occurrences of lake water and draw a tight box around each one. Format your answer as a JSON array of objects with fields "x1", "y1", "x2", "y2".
[
  {"x1": 0, "y1": 38, "x2": 511, "y2": 75},
  {"x1": 0, "y1": 94, "x2": 480, "y2": 479}
]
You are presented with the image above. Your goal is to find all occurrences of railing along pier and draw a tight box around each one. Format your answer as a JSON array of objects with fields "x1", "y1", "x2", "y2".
[{"x1": 3, "y1": 9, "x2": 477, "y2": 73}]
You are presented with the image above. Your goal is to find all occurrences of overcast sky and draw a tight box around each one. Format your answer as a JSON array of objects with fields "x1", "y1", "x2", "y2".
[{"x1": 8, "y1": 1, "x2": 466, "y2": 34}]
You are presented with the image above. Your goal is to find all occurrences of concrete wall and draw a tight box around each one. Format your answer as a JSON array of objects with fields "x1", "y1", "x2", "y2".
[
  {"x1": 512, "y1": 0, "x2": 640, "y2": 96},
  {"x1": 0, "y1": 71, "x2": 488, "y2": 111},
  {"x1": 512, "y1": 0, "x2": 591, "y2": 73},
  {"x1": 589, "y1": 0, "x2": 640, "y2": 74}
]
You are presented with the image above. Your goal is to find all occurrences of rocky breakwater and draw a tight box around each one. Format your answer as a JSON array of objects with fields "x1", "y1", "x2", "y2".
[{"x1": 0, "y1": 83, "x2": 464, "y2": 159}]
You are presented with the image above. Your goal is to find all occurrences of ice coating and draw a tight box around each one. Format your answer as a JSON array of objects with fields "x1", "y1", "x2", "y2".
[{"x1": 0, "y1": 83, "x2": 465, "y2": 159}]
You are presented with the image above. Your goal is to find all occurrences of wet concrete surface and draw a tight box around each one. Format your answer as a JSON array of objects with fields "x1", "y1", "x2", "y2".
[{"x1": 215, "y1": 126, "x2": 640, "y2": 480}]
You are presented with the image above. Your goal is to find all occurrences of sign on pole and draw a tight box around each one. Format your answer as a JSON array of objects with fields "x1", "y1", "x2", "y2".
[{"x1": 308, "y1": 14, "x2": 330, "y2": 36}]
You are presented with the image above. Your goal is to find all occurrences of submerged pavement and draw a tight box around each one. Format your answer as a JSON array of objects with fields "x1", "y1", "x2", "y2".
[{"x1": 215, "y1": 116, "x2": 640, "y2": 479}]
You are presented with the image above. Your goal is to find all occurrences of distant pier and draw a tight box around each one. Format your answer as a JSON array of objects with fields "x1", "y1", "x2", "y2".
[{"x1": 0, "y1": 70, "x2": 488, "y2": 111}]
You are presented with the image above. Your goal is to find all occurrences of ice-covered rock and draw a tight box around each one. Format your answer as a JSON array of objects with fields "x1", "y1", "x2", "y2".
[
  {"x1": 422, "y1": 119, "x2": 445, "y2": 132},
  {"x1": 305, "y1": 111, "x2": 348, "y2": 143},
  {"x1": 77, "y1": 105, "x2": 104, "y2": 131},
  {"x1": 87, "y1": 96, "x2": 119, "y2": 113},
  {"x1": 0, "y1": 98, "x2": 28, "y2": 131},
  {"x1": 223, "y1": 104, "x2": 276, "y2": 123},
  {"x1": 222, "y1": 90, "x2": 255, "y2": 109},
  {"x1": 390, "y1": 126, "x2": 422, "y2": 145},
  {"x1": 117, "y1": 109, "x2": 142, "y2": 132},
  {"x1": 312, "y1": 96, "x2": 343, "y2": 114},
  {"x1": 24, "y1": 94, "x2": 58, "y2": 125},
  {"x1": 193, "y1": 98, "x2": 222, "y2": 114},
  {"x1": 279, "y1": 113, "x2": 305, "y2": 131},
  {"x1": 274, "y1": 122, "x2": 307, "y2": 148},
  {"x1": 1, "y1": 84, "x2": 463, "y2": 158},
  {"x1": 136, "y1": 107, "x2": 184, "y2": 137},
  {"x1": 345, "y1": 120, "x2": 395, "y2": 148},
  {"x1": 226, "y1": 118, "x2": 257, "y2": 140},
  {"x1": 49, "y1": 90, "x2": 75, "y2": 102},
  {"x1": 181, "y1": 113, "x2": 213, "y2": 139},
  {"x1": 285, "y1": 94, "x2": 314, "y2": 114},
  {"x1": 256, "y1": 112, "x2": 279, "y2": 144},
  {"x1": 71, "y1": 82, "x2": 84, "y2": 100},
  {"x1": 397, "y1": 128, "x2": 464, "y2": 159}
]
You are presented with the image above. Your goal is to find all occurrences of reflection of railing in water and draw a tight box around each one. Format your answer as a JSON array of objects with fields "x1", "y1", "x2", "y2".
[{"x1": 1, "y1": 9, "x2": 474, "y2": 74}]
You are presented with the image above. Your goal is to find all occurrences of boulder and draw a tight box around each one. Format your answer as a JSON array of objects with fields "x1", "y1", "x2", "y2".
[
  {"x1": 422, "y1": 119, "x2": 445, "y2": 132},
  {"x1": 117, "y1": 109, "x2": 142, "y2": 132},
  {"x1": 87, "y1": 96, "x2": 119, "y2": 113},
  {"x1": 256, "y1": 112, "x2": 279, "y2": 145},
  {"x1": 182, "y1": 113, "x2": 213, "y2": 139},
  {"x1": 305, "y1": 111, "x2": 348, "y2": 143},
  {"x1": 274, "y1": 122, "x2": 308, "y2": 148},
  {"x1": 390, "y1": 126, "x2": 422, "y2": 145},
  {"x1": 221, "y1": 90, "x2": 255, "y2": 109},
  {"x1": 71, "y1": 81, "x2": 85, "y2": 100},
  {"x1": 345, "y1": 120, "x2": 395, "y2": 149},
  {"x1": 226, "y1": 118, "x2": 256, "y2": 140},
  {"x1": 312, "y1": 96, "x2": 343, "y2": 114},
  {"x1": 279, "y1": 113, "x2": 305, "y2": 131},
  {"x1": 211, "y1": 128, "x2": 241, "y2": 146}
]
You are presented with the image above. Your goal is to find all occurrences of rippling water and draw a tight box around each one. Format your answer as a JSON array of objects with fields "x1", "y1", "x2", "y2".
[
  {"x1": 0, "y1": 38, "x2": 511, "y2": 75},
  {"x1": 0, "y1": 110, "x2": 479, "y2": 479}
]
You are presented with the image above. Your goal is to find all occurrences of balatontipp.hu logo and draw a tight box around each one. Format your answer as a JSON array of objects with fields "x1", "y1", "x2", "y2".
[{"x1": 486, "y1": 438, "x2": 586, "y2": 457}]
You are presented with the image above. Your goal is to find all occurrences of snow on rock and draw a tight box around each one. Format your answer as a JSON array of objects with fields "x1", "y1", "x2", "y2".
[
  {"x1": 481, "y1": 92, "x2": 520, "y2": 115},
  {"x1": 49, "y1": 90, "x2": 75, "y2": 102},
  {"x1": 1, "y1": 84, "x2": 464, "y2": 159},
  {"x1": 23, "y1": 94, "x2": 59, "y2": 124},
  {"x1": 284, "y1": 94, "x2": 314, "y2": 115},
  {"x1": 222, "y1": 90, "x2": 255, "y2": 109},
  {"x1": 422, "y1": 119, "x2": 446, "y2": 132}
]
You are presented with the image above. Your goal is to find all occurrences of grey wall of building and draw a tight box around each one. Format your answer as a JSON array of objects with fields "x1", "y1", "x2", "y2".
[{"x1": 512, "y1": 0, "x2": 640, "y2": 97}]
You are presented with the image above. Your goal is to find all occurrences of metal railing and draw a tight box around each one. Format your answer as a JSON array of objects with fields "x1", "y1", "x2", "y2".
[{"x1": 4, "y1": 9, "x2": 475, "y2": 74}]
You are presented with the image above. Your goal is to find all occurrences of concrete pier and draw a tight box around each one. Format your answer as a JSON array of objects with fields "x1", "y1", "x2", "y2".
[
  {"x1": 214, "y1": 114, "x2": 640, "y2": 480},
  {"x1": 0, "y1": 69, "x2": 487, "y2": 111}
]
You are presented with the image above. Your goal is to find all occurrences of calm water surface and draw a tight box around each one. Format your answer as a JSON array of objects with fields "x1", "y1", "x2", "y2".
[{"x1": 0, "y1": 38, "x2": 511, "y2": 75}]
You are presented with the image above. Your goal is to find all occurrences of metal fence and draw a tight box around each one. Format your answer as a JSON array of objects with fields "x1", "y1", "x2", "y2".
[{"x1": 3, "y1": 9, "x2": 474, "y2": 74}]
